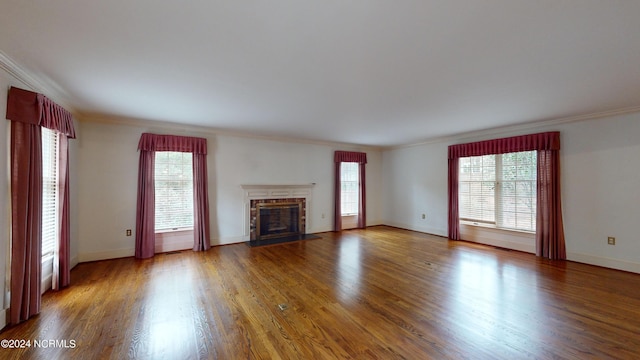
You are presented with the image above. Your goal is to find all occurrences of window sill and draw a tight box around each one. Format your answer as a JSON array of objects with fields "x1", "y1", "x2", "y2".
[{"x1": 155, "y1": 227, "x2": 194, "y2": 234}]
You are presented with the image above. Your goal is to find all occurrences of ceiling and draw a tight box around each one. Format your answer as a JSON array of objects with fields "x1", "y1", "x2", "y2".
[{"x1": 2, "y1": 1, "x2": 640, "y2": 147}]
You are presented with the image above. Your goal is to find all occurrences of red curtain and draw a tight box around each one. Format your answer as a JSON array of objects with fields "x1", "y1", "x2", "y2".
[
  {"x1": 447, "y1": 157, "x2": 460, "y2": 240},
  {"x1": 447, "y1": 132, "x2": 565, "y2": 259},
  {"x1": 334, "y1": 151, "x2": 367, "y2": 231},
  {"x1": 135, "y1": 133, "x2": 210, "y2": 258},
  {"x1": 193, "y1": 153, "x2": 211, "y2": 252},
  {"x1": 135, "y1": 149, "x2": 156, "y2": 259},
  {"x1": 6, "y1": 86, "x2": 75, "y2": 324},
  {"x1": 9, "y1": 122, "x2": 43, "y2": 325},
  {"x1": 537, "y1": 149, "x2": 566, "y2": 259},
  {"x1": 333, "y1": 161, "x2": 342, "y2": 231},
  {"x1": 357, "y1": 162, "x2": 367, "y2": 229}
]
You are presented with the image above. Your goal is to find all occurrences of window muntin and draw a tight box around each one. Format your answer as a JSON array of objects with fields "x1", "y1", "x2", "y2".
[
  {"x1": 459, "y1": 151, "x2": 537, "y2": 232},
  {"x1": 340, "y1": 162, "x2": 359, "y2": 216},
  {"x1": 154, "y1": 151, "x2": 194, "y2": 231}
]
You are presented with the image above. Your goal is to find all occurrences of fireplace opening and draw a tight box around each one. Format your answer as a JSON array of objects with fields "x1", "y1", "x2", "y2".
[{"x1": 256, "y1": 202, "x2": 302, "y2": 240}]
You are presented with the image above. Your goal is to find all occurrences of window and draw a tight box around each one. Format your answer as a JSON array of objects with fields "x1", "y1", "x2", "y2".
[
  {"x1": 340, "y1": 162, "x2": 359, "y2": 215},
  {"x1": 459, "y1": 151, "x2": 537, "y2": 232},
  {"x1": 154, "y1": 151, "x2": 194, "y2": 231},
  {"x1": 42, "y1": 127, "x2": 59, "y2": 259}
]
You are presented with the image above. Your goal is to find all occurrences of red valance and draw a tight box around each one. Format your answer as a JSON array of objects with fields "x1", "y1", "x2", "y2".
[
  {"x1": 138, "y1": 133, "x2": 207, "y2": 154},
  {"x1": 6, "y1": 86, "x2": 76, "y2": 138},
  {"x1": 448, "y1": 131, "x2": 560, "y2": 159},
  {"x1": 334, "y1": 150, "x2": 367, "y2": 164}
]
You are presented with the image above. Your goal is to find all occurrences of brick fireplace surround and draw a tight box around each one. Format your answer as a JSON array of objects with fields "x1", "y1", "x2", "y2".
[{"x1": 241, "y1": 184, "x2": 315, "y2": 242}]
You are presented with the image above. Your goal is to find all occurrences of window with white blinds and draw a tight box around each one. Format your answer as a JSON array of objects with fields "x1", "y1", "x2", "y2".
[
  {"x1": 340, "y1": 162, "x2": 359, "y2": 215},
  {"x1": 459, "y1": 151, "x2": 537, "y2": 232},
  {"x1": 154, "y1": 151, "x2": 194, "y2": 231},
  {"x1": 42, "y1": 127, "x2": 59, "y2": 258}
]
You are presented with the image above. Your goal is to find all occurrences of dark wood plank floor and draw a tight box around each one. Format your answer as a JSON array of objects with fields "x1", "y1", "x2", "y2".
[{"x1": 2, "y1": 226, "x2": 640, "y2": 359}]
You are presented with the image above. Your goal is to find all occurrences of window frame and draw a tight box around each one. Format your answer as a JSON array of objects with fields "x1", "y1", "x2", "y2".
[
  {"x1": 154, "y1": 151, "x2": 195, "y2": 232},
  {"x1": 340, "y1": 162, "x2": 359, "y2": 216},
  {"x1": 459, "y1": 150, "x2": 537, "y2": 233}
]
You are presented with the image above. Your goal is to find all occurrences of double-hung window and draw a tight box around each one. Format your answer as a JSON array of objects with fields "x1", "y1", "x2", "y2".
[
  {"x1": 42, "y1": 127, "x2": 59, "y2": 260},
  {"x1": 154, "y1": 151, "x2": 194, "y2": 231},
  {"x1": 459, "y1": 151, "x2": 537, "y2": 232},
  {"x1": 340, "y1": 162, "x2": 359, "y2": 216}
]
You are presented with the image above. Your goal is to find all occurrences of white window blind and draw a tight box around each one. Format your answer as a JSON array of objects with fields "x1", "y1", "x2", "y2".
[
  {"x1": 42, "y1": 127, "x2": 59, "y2": 258},
  {"x1": 459, "y1": 151, "x2": 537, "y2": 232},
  {"x1": 154, "y1": 151, "x2": 194, "y2": 231},
  {"x1": 340, "y1": 162, "x2": 359, "y2": 215}
]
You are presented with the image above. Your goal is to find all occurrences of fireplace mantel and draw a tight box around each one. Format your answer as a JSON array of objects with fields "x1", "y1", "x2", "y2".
[
  {"x1": 241, "y1": 184, "x2": 315, "y2": 199},
  {"x1": 241, "y1": 184, "x2": 315, "y2": 239}
]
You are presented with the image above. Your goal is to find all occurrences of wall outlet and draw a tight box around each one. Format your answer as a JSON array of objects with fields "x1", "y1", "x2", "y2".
[
  {"x1": 421, "y1": 213, "x2": 426, "y2": 220},
  {"x1": 126, "y1": 229, "x2": 132, "y2": 236},
  {"x1": 321, "y1": 213, "x2": 325, "y2": 219},
  {"x1": 607, "y1": 237, "x2": 615, "y2": 245}
]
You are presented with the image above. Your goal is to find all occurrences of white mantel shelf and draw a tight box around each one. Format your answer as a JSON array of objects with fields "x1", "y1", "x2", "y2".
[
  {"x1": 240, "y1": 184, "x2": 316, "y2": 190},
  {"x1": 241, "y1": 184, "x2": 315, "y2": 199}
]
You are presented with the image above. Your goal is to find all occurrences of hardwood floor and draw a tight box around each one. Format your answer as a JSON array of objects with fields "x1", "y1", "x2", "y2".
[{"x1": 2, "y1": 226, "x2": 640, "y2": 359}]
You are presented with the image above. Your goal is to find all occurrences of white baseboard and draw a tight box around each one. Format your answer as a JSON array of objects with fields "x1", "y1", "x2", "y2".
[
  {"x1": 70, "y1": 255, "x2": 79, "y2": 269},
  {"x1": 382, "y1": 220, "x2": 448, "y2": 237},
  {"x1": 568, "y1": 252, "x2": 640, "y2": 274},
  {"x1": 211, "y1": 236, "x2": 245, "y2": 246},
  {"x1": 78, "y1": 236, "x2": 246, "y2": 262},
  {"x1": 78, "y1": 248, "x2": 135, "y2": 263},
  {"x1": 307, "y1": 226, "x2": 333, "y2": 234}
]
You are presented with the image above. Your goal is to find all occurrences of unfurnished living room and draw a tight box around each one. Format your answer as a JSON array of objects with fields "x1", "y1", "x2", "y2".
[{"x1": 1, "y1": 1, "x2": 640, "y2": 359}]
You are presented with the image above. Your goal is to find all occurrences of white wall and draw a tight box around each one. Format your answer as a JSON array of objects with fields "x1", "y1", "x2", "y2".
[
  {"x1": 560, "y1": 114, "x2": 640, "y2": 272},
  {"x1": 383, "y1": 112, "x2": 640, "y2": 273},
  {"x1": 77, "y1": 119, "x2": 383, "y2": 261},
  {"x1": 382, "y1": 140, "x2": 449, "y2": 236}
]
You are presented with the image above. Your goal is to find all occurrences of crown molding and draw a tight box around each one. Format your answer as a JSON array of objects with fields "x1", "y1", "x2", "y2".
[
  {"x1": 0, "y1": 51, "x2": 38, "y2": 90},
  {"x1": 0, "y1": 50, "x2": 76, "y2": 113},
  {"x1": 389, "y1": 106, "x2": 640, "y2": 150}
]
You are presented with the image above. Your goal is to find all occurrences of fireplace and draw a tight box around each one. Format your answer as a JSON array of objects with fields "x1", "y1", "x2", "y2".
[
  {"x1": 242, "y1": 184, "x2": 317, "y2": 245},
  {"x1": 249, "y1": 197, "x2": 306, "y2": 241},
  {"x1": 256, "y1": 202, "x2": 302, "y2": 240}
]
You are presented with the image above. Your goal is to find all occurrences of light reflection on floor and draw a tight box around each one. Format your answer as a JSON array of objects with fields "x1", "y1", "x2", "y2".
[
  {"x1": 446, "y1": 250, "x2": 543, "y2": 350},
  {"x1": 336, "y1": 236, "x2": 362, "y2": 303},
  {"x1": 135, "y1": 262, "x2": 197, "y2": 358}
]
